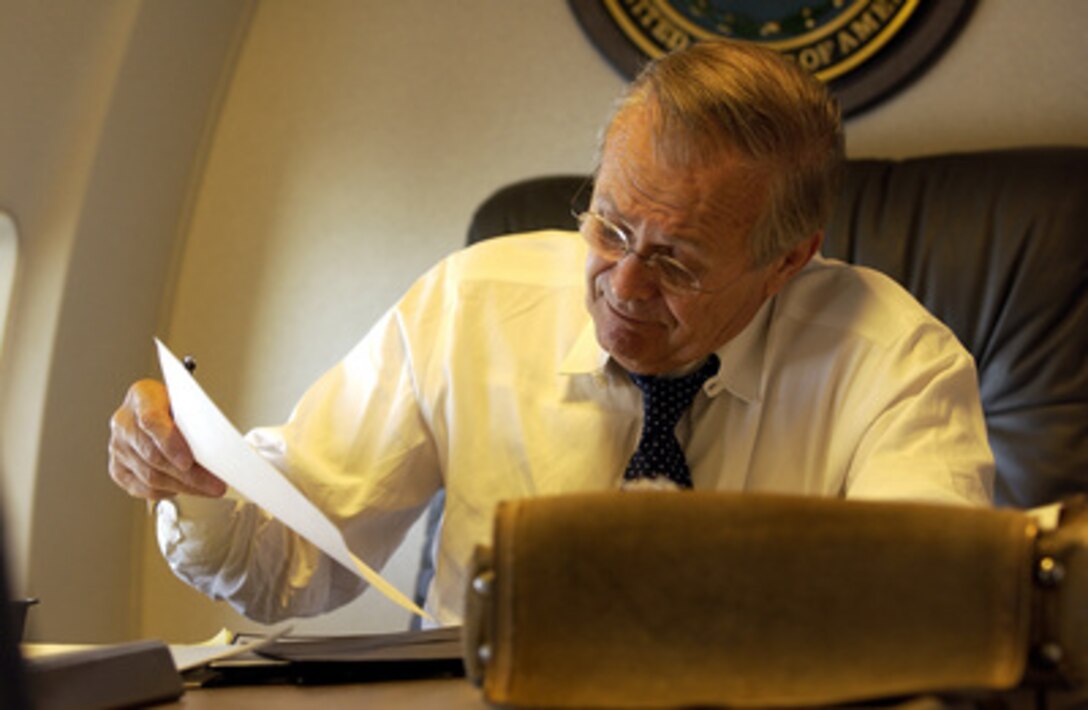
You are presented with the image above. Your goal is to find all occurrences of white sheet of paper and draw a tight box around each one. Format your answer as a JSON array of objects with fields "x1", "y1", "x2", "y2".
[
  {"x1": 170, "y1": 625, "x2": 293, "y2": 673},
  {"x1": 156, "y1": 338, "x2": 430, "y2": 621}
]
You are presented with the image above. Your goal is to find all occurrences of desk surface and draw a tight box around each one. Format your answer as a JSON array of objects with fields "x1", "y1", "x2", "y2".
[
  {"x1": 162, "y1": 681, "x2": 1088, "y2": 710},
  {"x1": 163, "y1": 677, "x2": 487, "y2": 709}
]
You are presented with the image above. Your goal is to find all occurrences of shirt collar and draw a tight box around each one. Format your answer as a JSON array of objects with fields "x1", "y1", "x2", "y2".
[
  {"x1": 559, "y1": 319, "x2": 610, "y2": 377},
  {"x1": 558, "y1": 298, "x2": 772, "y2": 403},
  {"x1": 707, "y1": 297, "x2": 771, "y2": 404}
]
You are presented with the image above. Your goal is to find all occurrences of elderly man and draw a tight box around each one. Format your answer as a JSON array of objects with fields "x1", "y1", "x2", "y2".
[{"x1": 108, "y1": 40, "x2": 993, "y2": 626}]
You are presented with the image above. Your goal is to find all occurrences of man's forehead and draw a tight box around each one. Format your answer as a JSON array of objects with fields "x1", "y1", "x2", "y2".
[
  {"x1": 604, "y1": 98, "x2": 749, "y2": 171},
  {"x1": 596, "y1": 135, "x2": 766, "y2": 223}
]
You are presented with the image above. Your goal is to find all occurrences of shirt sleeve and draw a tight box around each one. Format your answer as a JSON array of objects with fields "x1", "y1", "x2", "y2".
[
  {"x1": 156, "y1": 298, "x2": 443, "y2": 623},
  {"x1": 844, "y1": 323, "x2": 995, "y2": 507},
  {"x1": 155, "y1": 492, "x2": 369, "y2": 623}
]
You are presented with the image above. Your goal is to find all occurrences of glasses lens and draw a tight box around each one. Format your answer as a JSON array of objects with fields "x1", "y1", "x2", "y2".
[
  {"x1": 653, "y1": 256, "x2": 701, "y2": 292},
  {"x1": 579, "y1": 213, "x2": 626, "y2": 260}
]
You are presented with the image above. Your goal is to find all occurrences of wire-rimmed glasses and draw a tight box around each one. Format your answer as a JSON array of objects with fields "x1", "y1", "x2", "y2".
[{"x1": 575, "y1": 210, "x2": 713, "y2": 294}]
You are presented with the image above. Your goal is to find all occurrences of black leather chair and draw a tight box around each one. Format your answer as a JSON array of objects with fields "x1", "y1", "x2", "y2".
[{"x1": 413, "y1": 147, "x2": 1088, "y2": 616}]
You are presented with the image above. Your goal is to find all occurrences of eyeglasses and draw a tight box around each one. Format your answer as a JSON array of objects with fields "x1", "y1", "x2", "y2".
[{"x1": 575, "y1": 210, "x2": 712, "y2": 294}]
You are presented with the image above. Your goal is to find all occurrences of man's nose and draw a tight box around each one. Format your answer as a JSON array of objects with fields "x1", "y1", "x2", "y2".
[{"x1": 608, "y1": 253, "x2": 659, "y2": 301}]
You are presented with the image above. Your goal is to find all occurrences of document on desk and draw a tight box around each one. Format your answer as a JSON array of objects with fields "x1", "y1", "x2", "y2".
[
  {"x1": 169, "y1": 626, "x2": 293, "y2": 673},
  {"x1": 156, "y1": 338, "x2": 430, "y2": 621}
]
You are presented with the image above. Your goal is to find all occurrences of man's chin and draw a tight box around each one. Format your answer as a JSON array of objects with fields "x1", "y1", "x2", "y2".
[
  {"x1": 590, "y1": 303, "x2": 672, "y2": 370},
  {"x1": 596, "y1": 325, "x2": 666, "y2": 374}
]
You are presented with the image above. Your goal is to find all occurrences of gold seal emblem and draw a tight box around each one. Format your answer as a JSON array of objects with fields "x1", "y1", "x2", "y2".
[
  {"x1": 603, "y1": 0, "x2": 916, "y2": 81},
  {"x1": 570, "y1": 0, "x2": 973, "y2": 115}
]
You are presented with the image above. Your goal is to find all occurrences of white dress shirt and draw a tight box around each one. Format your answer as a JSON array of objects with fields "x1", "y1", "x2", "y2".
[{"x1": 158, "y1": 231, "x2": 994, "y2": 626}]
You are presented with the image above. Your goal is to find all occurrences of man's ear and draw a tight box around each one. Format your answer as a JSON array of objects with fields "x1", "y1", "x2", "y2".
[{"x1": 764, "y1": 231, "x2": 823, "y2": 297}]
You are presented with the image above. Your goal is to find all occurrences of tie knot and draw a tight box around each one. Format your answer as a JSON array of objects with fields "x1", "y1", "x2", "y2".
[{"x1": 628, "y1": 354, "x2": 720, "y2": 428}]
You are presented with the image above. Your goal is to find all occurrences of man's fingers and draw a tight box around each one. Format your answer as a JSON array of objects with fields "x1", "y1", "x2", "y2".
[
  {"x1": 108, "y1": 398, "x2": 181, "y2": 481},
  {"x1": 109, "y1": 443, "x2": 225, "y2": 498},
  {"x1": 108, "y1": 457, "x2": 177, "y2": 500},
  {"x1": 108, "y1": 380, "x2": 227, "y2": 500},
  {"x1": 177, "y1": 462, "x2": 228, "y2": 497},
  {"x1": 125, "y1": 380, "x2": 194, "y2": 471}
]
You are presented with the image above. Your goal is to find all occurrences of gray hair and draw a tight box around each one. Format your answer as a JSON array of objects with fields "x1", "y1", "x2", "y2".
[{"x1": 605, "y1": 40, "x2": 844, "y2": 266}]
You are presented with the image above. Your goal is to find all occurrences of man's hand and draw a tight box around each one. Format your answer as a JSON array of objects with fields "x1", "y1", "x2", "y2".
[{"x1": 108, "y1": 379, "x2": 227, "y2": 500}]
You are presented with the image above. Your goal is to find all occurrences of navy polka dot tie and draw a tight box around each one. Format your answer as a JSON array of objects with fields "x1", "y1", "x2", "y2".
[{"x1": 623, "y1": 354, "x2": 720, "y2": 490}]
